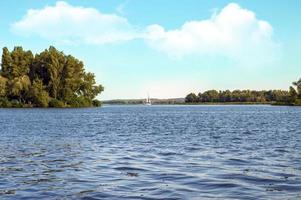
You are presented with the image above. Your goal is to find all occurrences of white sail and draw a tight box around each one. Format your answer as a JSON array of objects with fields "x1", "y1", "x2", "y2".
[{"x1": 145, "y1": 93, "x2": 151, "y2": 105}]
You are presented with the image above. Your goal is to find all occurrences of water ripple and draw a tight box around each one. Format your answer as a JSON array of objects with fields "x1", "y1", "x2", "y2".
[{"x1": 0, "y1": 105, "x2": 301, "y2": 199}]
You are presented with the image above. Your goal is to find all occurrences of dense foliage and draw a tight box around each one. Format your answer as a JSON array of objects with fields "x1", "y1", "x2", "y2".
[
  {"x1": 185, "y1": 89, "x2": 290, "y2": 103},
  {"x1": 0, "y1": 46, "x2": 103, "y2": 107},
  {"x1": 185, "y1": 79, "x2": 301, "y2": 105}
]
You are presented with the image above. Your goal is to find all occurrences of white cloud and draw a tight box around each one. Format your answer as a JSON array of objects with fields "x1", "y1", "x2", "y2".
[
  {"x1": 145, "y1": 3, "x2": 278, "y2": 64},
  {"x1": 11, "y1": 1, "x2": 139, "y2": 44},
  {"x1": 11, "y1": 2, "x2": 278, "y2": 65}
]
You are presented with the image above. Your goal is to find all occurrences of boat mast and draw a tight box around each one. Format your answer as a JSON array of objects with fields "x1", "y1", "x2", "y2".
[{"x1": 147, "y1": 92, "x2": 151, "y2": 104}]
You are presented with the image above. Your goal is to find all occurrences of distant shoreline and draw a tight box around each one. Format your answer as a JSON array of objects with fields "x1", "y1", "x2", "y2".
[
  {"x1": 1, "y1": 101, "x2": 298, "y2": 108},
  {"x1": 102, "y1": 99, "x2": 301, "y2": 106},
  {"x1": 102, "y1": 101, "x2": 298, "y2": 106}
]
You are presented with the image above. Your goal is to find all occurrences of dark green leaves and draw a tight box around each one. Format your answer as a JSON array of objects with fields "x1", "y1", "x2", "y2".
[{"x1": 0, "y1": 46, "x2": 103, "y2": 107}]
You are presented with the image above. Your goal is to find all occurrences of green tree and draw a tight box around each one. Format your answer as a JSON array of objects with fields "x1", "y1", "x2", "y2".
[
  {"x1": 32, "y1": 46, "x2": 65, "y2": 99},
  {"x1": 0, "y1": 75, "x2": 8, "y2": 97},
  {"x1": 293, "y1": 78, "x2": 301, "y2": 98},
  {"x1": 59, "y1": 55, "x2": 85, "y2": 102},
  {"x1": 8, "y1": 75, "x2": 31, "y2": 103},
  {"x1": 80, "y1": 72, "x2": 104, "y2": 100},
  {"x1": 1, "y1": 47, "x2": 13, "y2": 79},
  {"x1": 289, "y1": 86, "x2": 297, "y2": 103},
  {"x1": 185, "y1": 93, "x2": 198, "y2": 103},
  {"x1": 10, "y1": 47, "x2": 33, "y2": 78},
  {"x1": 0, "y1": 46, "x2": 103, "y2": 107},
  {"x1": 201, "y1": 90, "x2": 219, "y2": 102},
  {"x1": 27, "y1": 79, "x2": 49, "y2": 107}
]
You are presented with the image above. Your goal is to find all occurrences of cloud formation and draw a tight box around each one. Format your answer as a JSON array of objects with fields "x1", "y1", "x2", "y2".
[
  {"x1": 12, "y1": 1, "x2": 278, "y2": 64},
  {"x1": 11, "y1": 1, "x2": 138, "y2": 44},
  {"x1": 145, "y1": 3, "x2": 277, "y2": 62}
]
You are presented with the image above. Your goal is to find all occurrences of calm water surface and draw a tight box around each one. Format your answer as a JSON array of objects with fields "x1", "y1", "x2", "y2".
[{"x1": 0, "y1": 105, "x2": 301, "y2": 199}]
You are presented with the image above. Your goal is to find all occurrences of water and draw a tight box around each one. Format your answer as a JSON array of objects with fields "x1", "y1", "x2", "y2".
[{"x1": 0, "y1": 105, "x2": 301, "y2": 200}]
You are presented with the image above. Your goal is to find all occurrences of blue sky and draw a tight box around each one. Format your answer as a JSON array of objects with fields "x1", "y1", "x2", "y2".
[{"x1": 0, "y1": 0, "x2": 300, "y2": 100}]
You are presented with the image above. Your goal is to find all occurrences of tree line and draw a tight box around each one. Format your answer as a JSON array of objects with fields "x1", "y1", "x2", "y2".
[
  {"x1": 0, "y1": 46, "x2": 103, "y2": 107},
  {"x1": 185, "y1": 79, "x2": 301, "y2": 106}
]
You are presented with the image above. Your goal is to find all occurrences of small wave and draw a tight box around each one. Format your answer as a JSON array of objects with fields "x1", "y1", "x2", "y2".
[{"x1": 114, "y1": 166, "x2": 147, "y2": 172}]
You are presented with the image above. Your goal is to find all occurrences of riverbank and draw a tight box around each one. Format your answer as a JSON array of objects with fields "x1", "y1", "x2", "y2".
[
  {"x1": 271, "y1": 102, "x2": 301, "y2": 106},
  {"x1": 0, "y1": 99, "x2": 102, "y2": 108},
  {"x1": 103, "y1": 101, "x2": 272, "y2": 106},
  {"x1": 103, "y1": 101, "x2": 301, "y2": 106}
]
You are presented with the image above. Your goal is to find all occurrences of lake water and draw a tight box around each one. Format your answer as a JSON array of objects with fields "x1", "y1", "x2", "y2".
[{"x1": 0, "y1": 105, "x2": 301, "y2": 199}]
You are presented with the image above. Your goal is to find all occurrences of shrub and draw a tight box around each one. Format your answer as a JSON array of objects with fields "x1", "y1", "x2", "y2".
[
  {"x1": 68, "y1": 96, "x2": 92, "y2": 107},
  {"x1": 49, "y1": 99, "x2": 65, "y2": 108},
  {"x1": 10, "y1": 100, "x2": 23, "y2": 108},
  {"x1": 0, "y1": 98, "x2": 12, "y2": 108},
  {"x1": 295, "y1": 99, "x2": 301, "y2": 106},
  {"x1": 92, "y1": 99, "x2": 101, "y2": 107}
]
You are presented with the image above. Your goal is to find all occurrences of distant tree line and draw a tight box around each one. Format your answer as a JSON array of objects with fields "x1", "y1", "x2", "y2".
[
  {"x1": 103, "y1": 98, "x2": 185, "y2": 105},
  {"x1": 185, "y1": 79, "x2": 301, "y2": 106},
  {"x1": 0, "y1": 46, "x2": 103, "y2": 108}
]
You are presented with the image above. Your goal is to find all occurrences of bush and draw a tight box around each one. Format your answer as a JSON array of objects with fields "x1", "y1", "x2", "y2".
[
  {"x1": 92, "y1": 99, "x2": 101, "y2": 107},
  {"x1": 49, "y1": 99, "x2": 65, "y2": 108},
  {"x1": 68, "y1": 97, "x2": 81, "y2": 108},
  {"x1": 0, "y1": 98, "x2": 24, "y2": 108},
  {"x1": 35, "y1": 91, "x2": 50, "y2": 108},
  {"x1": 68, "y1": 96, "x2": 92, "y2": 107},
  {"x1": 295, "y1": 99, "x2": 301, "y2": 106},
  {"x1": 0, "y1": 98, "x2": 12, "y2": 108},
  {"x1": 10, "y1": 99, "x2": 23, "y2": 108}
]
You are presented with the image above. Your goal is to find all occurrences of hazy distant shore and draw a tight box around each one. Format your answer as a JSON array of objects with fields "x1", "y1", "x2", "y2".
[
  {"x1": 103, "y1": 99, "x2": 271, "y2": 105},
  {"x1": 102, "y1": 98, "x2": 185, "y2": 105},
  {"x1": 102, "y1": 99, "x2": 301, "y2": 106}
]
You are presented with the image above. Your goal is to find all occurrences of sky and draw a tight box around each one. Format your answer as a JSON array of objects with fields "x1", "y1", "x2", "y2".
[{"x1": 0, "y1": 0, "x2": 300, "y2": 100}]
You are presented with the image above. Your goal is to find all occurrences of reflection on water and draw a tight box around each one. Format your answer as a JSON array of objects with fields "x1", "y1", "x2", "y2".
[{"x1": 0, "y1": 105, "x2": 301, "y2": 199}]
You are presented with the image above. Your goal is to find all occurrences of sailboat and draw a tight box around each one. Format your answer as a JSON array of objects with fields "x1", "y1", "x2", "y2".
[{"x1": 145, "y1": 94, "x2": 152, "y2": 106}]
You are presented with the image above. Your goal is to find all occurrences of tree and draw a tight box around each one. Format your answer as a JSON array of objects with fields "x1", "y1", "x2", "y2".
[
  {"x1": 10, "y1": 47, "x2": 33, "y2": 78},
  {"x1": 289, "y1": 86, "x2": 297, "y2": 103},
  {"x1": 201, "y1": 90, "x2": 219, "y2": 102},
  {"x1": 1, "y1": 47, "x2": 13, "y2": 79},
  {"x1": 8, "y1": 75, "x2": 31, "y2": 103},
  {"x1": 58, "y1": 55, "x2": 86, "y2": 102},
  {"x1": 219, "y1": 90, "x2": 232, "y2": 102},
  {"x1": 27, "y1": 79, "x2": 49, "y2": 107},
  {"x1": 185, "y1": 93, "x2": 198, "y2": 103},
  {"x1": 293, "y1": 78, "x2": 301, "y2": 98},
  {"x1": 186, "y1": 89, "x2": 291, "y2": 104},
  {"x1": 0, "y1": 75, "x2": 8, "y2": 97},
  {"x1": 32, "y1": 46, "x2": 65, "y2": 99},
  {"x1": 0, "y1": 46, "x2": 104, "y2": 107}
]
